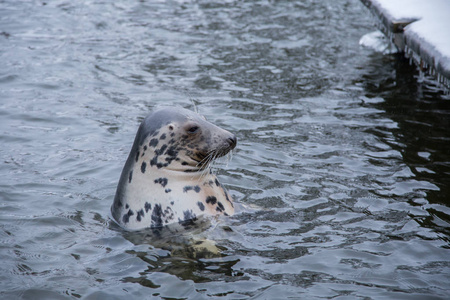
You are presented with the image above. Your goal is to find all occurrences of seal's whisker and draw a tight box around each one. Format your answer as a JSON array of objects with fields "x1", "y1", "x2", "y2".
[
  {"x1": 202, "y1": 151, "x2": 216, "y2": 177},
  {"x1": 224, "y1": 151, "x2": 232, "y2": 168},
  {"x1": 201, "y1": 150, "x2": 215, "y2": 166},
  {"x1": 212, "y1": 152, "x2": 221, "y2": 175},
  {"x1": 209, "y1": 153, "x2": 218, "y2": 174},
  {"x1": 195, "y1": 151, "x2": 213, "y2": 169},
  {"x1": 198, "y1": 150, "x2": 219, "y2": 179}
]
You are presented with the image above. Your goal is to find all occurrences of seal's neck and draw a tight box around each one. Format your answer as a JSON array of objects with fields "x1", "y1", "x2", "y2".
[{"x1": 150, "y1": 165, "x2": 212, "y2": 180}]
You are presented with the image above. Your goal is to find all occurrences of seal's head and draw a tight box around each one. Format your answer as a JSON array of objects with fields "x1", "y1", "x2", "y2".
[
  {"x1": 112, "y1": 107, "x2": 237, "y2": 230},
  {"x1": 138, "y1": 107, "x2": 237, "y2": 172}
]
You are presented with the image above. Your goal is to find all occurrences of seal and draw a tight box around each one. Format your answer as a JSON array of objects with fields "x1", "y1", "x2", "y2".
[{"x1": 111, "y1": 107, "x2": 237, "y2": 231}]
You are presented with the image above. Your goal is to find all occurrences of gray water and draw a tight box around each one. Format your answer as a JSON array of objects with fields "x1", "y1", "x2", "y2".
[{"x1": 1, "y1": 0, "x2": 449, "y2": 299}]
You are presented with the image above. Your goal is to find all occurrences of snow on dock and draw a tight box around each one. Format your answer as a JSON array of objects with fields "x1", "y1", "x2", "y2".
[{"x1": 360, "y1": 0, "x2": 450, "y2": 89}]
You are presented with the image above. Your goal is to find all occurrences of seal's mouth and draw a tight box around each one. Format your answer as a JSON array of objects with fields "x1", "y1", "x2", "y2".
[
  {"x1": 194, "y1": 151, "x2": 224, "y2": 168},
  {"x1": 194, "y1": 135, "x2": 237, "y2": 169}
]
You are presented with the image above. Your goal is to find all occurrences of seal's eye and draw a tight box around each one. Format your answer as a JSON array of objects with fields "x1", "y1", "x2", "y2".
[{"x1": 187, "y1": 126, "x2": 199, "y2": 134}]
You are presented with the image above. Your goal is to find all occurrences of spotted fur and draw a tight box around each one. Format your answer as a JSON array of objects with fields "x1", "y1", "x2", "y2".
[{"x1": 112, "y1": 107, "x2": 236, "y2": 230}]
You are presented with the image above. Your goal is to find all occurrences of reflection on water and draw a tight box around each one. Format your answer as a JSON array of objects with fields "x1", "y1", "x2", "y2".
[
  {"x1": 361, "y1": 53, "x2": 450, "y2": 240},
  {"x1": 0, "y1": 0, "x2": 449, "y2": 299},
  {"x1": 364, "y1": 54, "x2": 450, "y2": 204}
]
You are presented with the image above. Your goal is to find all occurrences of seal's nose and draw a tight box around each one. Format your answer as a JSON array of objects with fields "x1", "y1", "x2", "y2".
[{"x1": 227, "y1": 135, "x2": 237, "y2": 149}]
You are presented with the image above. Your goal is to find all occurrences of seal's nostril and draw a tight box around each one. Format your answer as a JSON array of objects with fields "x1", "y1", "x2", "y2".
[{"x1": 227, "y1": 135, "x2": 237, "y2": 149}]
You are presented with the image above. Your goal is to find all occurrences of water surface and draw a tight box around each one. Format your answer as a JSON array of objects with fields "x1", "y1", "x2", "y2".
[{"x1": 1, "y1": 0, "x2": 449, "y2": 299}]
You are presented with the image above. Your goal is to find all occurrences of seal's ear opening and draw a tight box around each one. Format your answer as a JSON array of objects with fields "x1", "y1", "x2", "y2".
[{"x1": 168, "y1": 124, "x2": 175, "y2": 131}]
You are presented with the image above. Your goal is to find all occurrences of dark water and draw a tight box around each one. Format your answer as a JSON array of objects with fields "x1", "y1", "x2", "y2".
[{"x1": 1, "y1": 0, "x2": 449, "y2": 299}]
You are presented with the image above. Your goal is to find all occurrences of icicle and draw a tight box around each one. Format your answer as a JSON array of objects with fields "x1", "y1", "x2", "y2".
[{"x1": 418, "y1": 69, "x2": 424, "y2": 83}]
